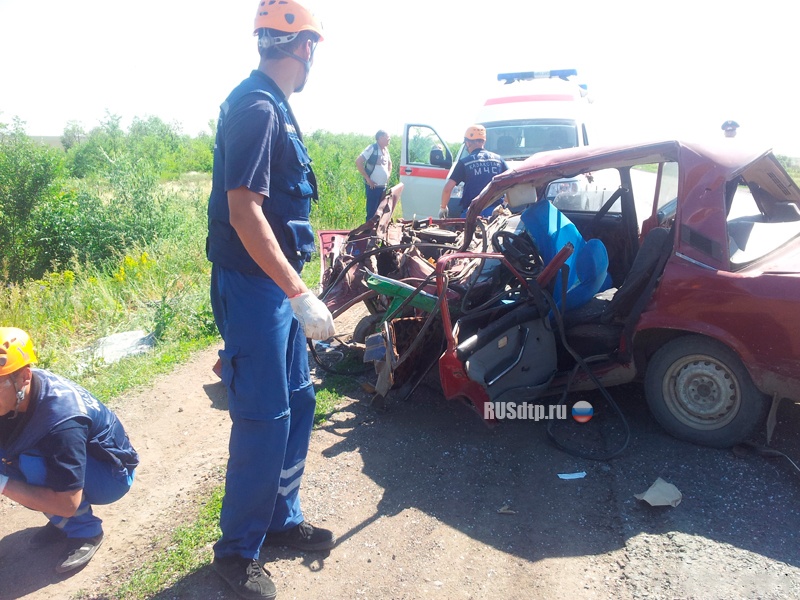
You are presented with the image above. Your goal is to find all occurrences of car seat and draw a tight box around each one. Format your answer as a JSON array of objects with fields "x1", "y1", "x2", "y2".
[
  {"x1": 561, "y1": 226, "x2": 673, "y2": 358},
  {"x1": 564, "y1": 238, "x2": 610, "y2": 312},
  {"x1": 496, "y1": 135, "x2": 516, "y2": 155},
  {"x1": 547, "y1": 129, "x2": 573, "y2": 150},
  {"x1": 519, "y1": 199, "x2": 611, "y2": 312}
]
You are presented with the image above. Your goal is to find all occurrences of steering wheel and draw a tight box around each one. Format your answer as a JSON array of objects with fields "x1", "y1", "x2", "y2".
[{"x1": 491, "y1": 230, "x2": 543, "y2": 277}]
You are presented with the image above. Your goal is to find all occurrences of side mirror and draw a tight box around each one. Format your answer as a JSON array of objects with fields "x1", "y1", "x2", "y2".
[{"x1": 430, "y1": 148, "x2": 452, "y2": 169}]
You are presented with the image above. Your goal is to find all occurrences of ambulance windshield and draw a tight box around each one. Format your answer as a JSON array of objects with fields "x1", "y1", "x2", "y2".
[{"x1": 484, "y1": 119, "x2": 579, "y2": 161}]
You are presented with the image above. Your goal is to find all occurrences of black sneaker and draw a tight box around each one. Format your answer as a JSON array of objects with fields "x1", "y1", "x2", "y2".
[
  {"x1": 212, "y1": 555, "x2": 277, "y2": 600},
  {"x1": 30, "y1": 522, "x2": 67, "y2": 549},
  {"x1": 55, "y1": 532, "x2": 104, "y2": 573},
  {"x1": 263, "y1": 521, "x2": 337, "y2": 552}
]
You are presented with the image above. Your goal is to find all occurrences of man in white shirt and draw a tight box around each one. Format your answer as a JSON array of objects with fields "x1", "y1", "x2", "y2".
[{"x1": 356, "y1": 130, "x2": 392, "y2": 220}]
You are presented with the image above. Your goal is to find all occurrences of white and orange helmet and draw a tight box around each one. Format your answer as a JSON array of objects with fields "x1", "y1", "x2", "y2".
[
  {"x1": 255, "y1": 0, "x2": 324, "y2": 48},
  {"x1": 464, "y1": 125, "x2": 487, "y2": 142}
]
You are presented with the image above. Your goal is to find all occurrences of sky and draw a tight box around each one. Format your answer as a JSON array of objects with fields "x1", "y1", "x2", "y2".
[{"x1": 2, "y1": 0, "x2": 799, "y2": 156}]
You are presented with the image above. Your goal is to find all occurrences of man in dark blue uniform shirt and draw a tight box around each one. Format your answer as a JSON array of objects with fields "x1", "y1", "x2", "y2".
[
  {"x1": 440, "y1": 124, "x2": 508, "y2": 218},
  {"x1": 205, "y1": 1, "x2": 336, "y2": 598},
  {"x1": 0, "y1": 327, "x2": 138, "y2": 574}
]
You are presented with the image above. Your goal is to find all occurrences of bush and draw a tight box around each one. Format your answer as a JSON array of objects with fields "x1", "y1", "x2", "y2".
[
  {"x1": 0, "y1": 173, "x2": 215, "y2": 380},
  {"x1": 65, "y1": 112, "x2": 126, "y2": 179},
  {"x1": 0, "y1": 116, "x2": 212, "y2": 282},
  {"x1": 65, "y1": 113, "x2": 215, "y2": 181},
  {"x1": 0, "y1": 119, "x2": 65, "y2": 282},
  {"x1": 776, "y1": 154, "x2": 800, "y2": 183}
]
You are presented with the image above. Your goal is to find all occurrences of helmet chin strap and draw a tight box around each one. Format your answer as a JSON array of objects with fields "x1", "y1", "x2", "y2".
[
  {"x1": 273, "y1": 44, "x2": 313, "y2": 93},
  {"x1": 10, "y1": 383, "x2": 24, "y2": 420}
]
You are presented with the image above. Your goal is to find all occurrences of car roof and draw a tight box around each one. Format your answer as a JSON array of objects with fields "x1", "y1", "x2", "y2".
[
  {"x1": 466, "y1": 140, "x2": 778, "y2": 214},
  {"x1": 508, "y1": 140, "x2": 768, "y2": 186},
  {"x1": 462, "y1": 140, "x2": 800, "y2": 265}
]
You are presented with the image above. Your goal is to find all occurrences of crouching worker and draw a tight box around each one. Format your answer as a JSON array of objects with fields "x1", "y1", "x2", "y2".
[{"x1": 0, "y1": 327, "x2": 139, "y2": 574}]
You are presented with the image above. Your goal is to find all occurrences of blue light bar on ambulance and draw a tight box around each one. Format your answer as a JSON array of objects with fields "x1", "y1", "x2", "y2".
[{"x1": 497, "y1": 69, "x2": 578, "y2": 84}]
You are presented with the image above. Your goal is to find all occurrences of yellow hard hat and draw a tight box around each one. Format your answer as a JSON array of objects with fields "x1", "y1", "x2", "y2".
[
  {"x1": 0, "y1": 327, "x2": 37, "y2": 376},
  {"x1": 464, "y1": 125, "x2": 487, "y2": 142},
  {"x1": 254, "y1": 0, "x2": 324, "y2": 42}
]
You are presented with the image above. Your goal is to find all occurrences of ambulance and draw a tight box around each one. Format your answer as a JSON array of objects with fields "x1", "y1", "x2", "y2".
[{"x1": 400, "y1": 69, "x2": 594, "y2": 219}]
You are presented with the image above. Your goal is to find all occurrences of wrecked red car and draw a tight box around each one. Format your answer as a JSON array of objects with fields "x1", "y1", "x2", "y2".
[{"x1": 317, "y1": 140, "x2": 800, "y2": 448}]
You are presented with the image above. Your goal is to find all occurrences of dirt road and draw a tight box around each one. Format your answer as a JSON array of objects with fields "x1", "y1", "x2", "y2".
[{"x1": 1, "y1": 344, "x2": 799, "y2": 599}]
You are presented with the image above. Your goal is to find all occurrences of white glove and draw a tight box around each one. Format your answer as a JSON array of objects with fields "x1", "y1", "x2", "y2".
[
  {"x1": 438, "y1": 206, "x2": 449, "y2": 219},
  {"x1": 289, "y1": 292, "x2": 336, "y2": 340}
]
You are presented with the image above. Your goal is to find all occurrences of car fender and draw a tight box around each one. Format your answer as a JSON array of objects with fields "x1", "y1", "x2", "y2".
[{"x1": 633, "y1": 315, "x2": 796, "y2": 400}]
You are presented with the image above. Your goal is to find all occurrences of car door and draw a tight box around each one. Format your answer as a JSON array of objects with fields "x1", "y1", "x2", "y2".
[{"x1": 400, "y1": 124, "x2": 453, "y2": 219}]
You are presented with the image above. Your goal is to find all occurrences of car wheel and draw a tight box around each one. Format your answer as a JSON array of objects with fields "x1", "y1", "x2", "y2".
[{"x1": 644, "y1": 335, "x2": 768, "y2": 448}]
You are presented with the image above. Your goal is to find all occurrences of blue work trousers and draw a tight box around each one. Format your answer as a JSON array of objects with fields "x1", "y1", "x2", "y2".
[
  {"x1": 1, "y1": 451, "x2": 134, "y2": 538},
  {"x1": 365, "y1": 184, "x2": 386, "y2": 221},
  {"x1": 210, "y1": 265, "x2": 316, "y2": 560}
]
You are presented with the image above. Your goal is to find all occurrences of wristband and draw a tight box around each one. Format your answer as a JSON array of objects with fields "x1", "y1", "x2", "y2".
[{"x1": 0, "y1": 473, "x2": 8, "y2": 495}]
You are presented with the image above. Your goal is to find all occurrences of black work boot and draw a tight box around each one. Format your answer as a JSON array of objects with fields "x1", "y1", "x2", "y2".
[
  {"x1": 29, "y1": 522, "x2": 67, "y2": 549},
  {"x1": 55, "y1": 532, "x2": 104, "y2": 573},
  {"x1": 263, "y1": 521, "x2": 336, "y2": 552},
  {"x1": 212, "y1": 555, "x2": 277, "y2": 600}
]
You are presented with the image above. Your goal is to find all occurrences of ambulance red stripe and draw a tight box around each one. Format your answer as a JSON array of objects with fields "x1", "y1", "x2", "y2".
[
  {"x1": 401, "y1": 166, "x2": 449, "y2": 179},
  {"x1": 484, "y1": 94, "x2": 576, "y2": 105}
]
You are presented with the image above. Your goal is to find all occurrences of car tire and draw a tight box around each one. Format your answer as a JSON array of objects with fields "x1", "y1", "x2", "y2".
[{"x1": 644, "y1": 335, "x2": 768, "y2": 448}]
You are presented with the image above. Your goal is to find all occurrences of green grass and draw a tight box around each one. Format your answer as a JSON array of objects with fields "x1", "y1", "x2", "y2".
[
  {"x1": 2, "y1": 139, "x2": 375, "y2": 599},
  {"x1": 106, "y1": 483, "x2": 224, "y2": 599},
  {"x1": 93, "y1": 366, "x2": 356, "y2": 599},
  {"x1": 0, "y1": 174, "x2": 215, "y2": 400},
  {"x1": 314, "y1": 372, "x2": 361, "y2": 423},
  {"x1": 0, "y1": 160, "x2": 366, "y2": 407}
]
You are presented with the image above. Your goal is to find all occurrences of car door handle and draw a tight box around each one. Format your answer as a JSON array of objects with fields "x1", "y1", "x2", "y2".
[{"x1": 404, "y1": 167, "x2": 412, "y2": 174}]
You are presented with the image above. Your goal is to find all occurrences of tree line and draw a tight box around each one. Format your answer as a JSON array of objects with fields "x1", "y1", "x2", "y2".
[{"x1": 0, "y1": 115, "x2": 394, "y2": 285}]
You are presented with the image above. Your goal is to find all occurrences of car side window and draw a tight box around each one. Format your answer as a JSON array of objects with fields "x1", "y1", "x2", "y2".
[{"x1": 581, "y1": 168, "x2": 623, "y2": 213}]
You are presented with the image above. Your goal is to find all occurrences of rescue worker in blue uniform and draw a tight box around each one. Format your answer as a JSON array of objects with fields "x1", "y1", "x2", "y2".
[
  {"x1": 0, "y1": 327, "x2": 138, "y2": 574},
  {"x1": 205, "y1": 2, "x2": 336, "y2": 599},
  {"x1": 439, "y1": 124, "x2": 508, "y2": 218}
]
